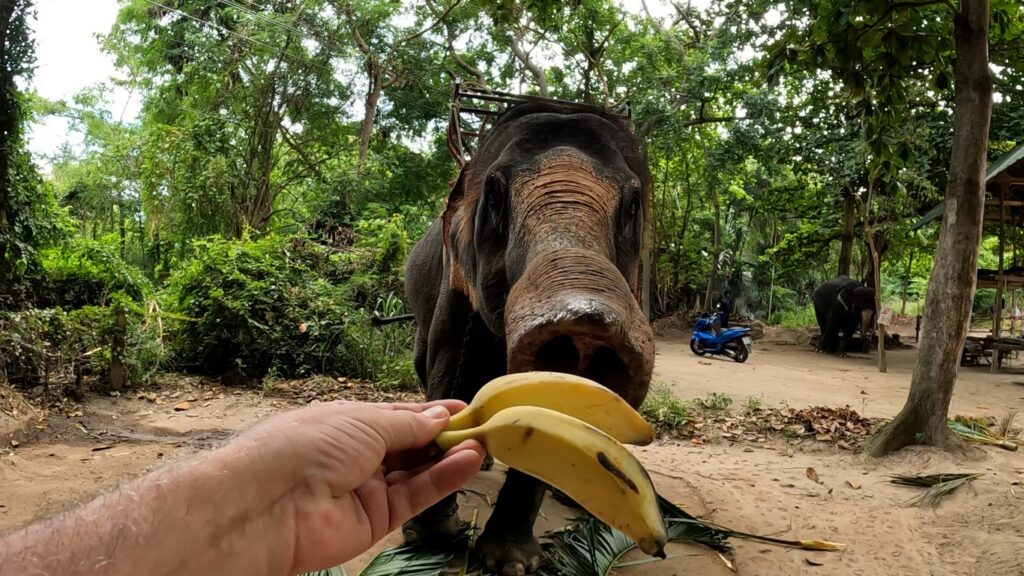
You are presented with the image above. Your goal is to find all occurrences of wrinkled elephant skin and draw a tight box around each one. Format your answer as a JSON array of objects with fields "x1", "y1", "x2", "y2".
[
  {"x1": 400, "y1": 103, "x2": 654, "y2": 575},
  {"x1": 813, "y1": 275, "x2": 876, "y2": 356}
]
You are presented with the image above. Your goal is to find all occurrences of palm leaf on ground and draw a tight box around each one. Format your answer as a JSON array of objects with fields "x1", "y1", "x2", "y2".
[{"x1": 889, "y1": 472, "x2": 984, "y2": 507}]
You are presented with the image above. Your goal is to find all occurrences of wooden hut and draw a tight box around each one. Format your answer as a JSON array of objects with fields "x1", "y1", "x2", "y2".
[{"x1": 913, "y1": 144, "x2": 1024, "y2": 370}]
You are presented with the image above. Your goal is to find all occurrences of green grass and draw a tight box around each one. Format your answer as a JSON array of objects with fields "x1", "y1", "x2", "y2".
[
  {"x1": 641, "y1": 383, "x2": 691, "y2": 432},
  {"x1": 698, "y1": 392, "x2": 733, "y2": 410},
  {"x1": 743, "y1": 395, "x2": 763, "y2": 413},
  {"x1": 770, "y1": 304, "x2": 817, "y2": 329}
]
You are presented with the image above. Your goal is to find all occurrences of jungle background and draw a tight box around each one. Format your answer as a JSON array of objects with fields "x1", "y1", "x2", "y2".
[{"x1": 2, "y1": 0, "x2": 1024, "y2": 394}]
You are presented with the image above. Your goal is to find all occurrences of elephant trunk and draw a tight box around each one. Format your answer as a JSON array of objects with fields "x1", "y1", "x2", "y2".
[
  {"x1": 504, "y1": 249, "x2": 654, "y2": 408},
  {"x1": 861, "y1": 308, "x2": 874, "y2": 352}
]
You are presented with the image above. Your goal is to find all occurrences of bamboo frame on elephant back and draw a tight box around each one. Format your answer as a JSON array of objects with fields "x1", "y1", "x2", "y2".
[{"x1": 445, "y1": 82, "x2": 633, "y2": 169}]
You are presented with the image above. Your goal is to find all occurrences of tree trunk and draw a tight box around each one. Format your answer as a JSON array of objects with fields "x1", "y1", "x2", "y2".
[
  {"x1": 0, "y1": 0, "x2": 21, "y2": 285},
  {"x1": 509, "y1": 25, "x2": 549, "y2": 97},
  {"x1": 838, "y1": 190, "x2": 856, "y2": 277},
  {"x1": 869, "y1": 0, "x2": 992, "y2": 456},
  {"x1": 704, "y1": 185, "x2": 721, "y2": 312},
  {"x1": 358, "y1": 60, "x2": 381, "y2": 165},
  {"x1": 863, "y1": 179, "x2": 886, "y2": 372},
  {"x1": 901, "y1": 248, "x2": 915, "y2": 315},
  {"x1": 117, "y1": 187, "x2": 126, "y2": 259}
]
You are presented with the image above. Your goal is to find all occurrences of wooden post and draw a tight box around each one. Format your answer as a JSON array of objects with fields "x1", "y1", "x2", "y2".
[
  {"x1": 992, "y1": 185, "x2": 1007, "y2": 373},
  {"x1": 109, "y1": 306, "x2": 127, "y2": 391},
  {"x1": 994, "y1": 184, "x2": 1007, "y2": 339}
]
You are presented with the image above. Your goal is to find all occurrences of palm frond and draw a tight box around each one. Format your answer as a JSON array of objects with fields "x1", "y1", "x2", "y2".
[
  {"x1": 301, "y1": 566, "x2": 346, "y2": 576},
  {"x1": 357, "y1": 545, "x2": 455, "y2": 576},
  {"x1": 537, "y1": 495, "x2": 732, "y2": 576},
  {"x1": 889, "y1": 472, "x2": 984, "y2": 507},
  {"x1": 658, "y1": 496, "x2": 732, "y2": 552},
  {"x1": 948, "y1": 419, "x2": 1018, "y2": 451}
]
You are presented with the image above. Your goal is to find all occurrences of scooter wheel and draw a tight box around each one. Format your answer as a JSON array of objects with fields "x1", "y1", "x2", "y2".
[
  {"x1": 732, "y1": 343, "x2": 749, "y2": 363},
  {"x1": 690, "y1": 339, "x2": 706, "y2": 356}
]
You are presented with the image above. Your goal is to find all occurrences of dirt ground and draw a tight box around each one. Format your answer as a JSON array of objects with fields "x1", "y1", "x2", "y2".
[{"x1": 2, "y1": 327, "x2": 1024, "y2": 575}]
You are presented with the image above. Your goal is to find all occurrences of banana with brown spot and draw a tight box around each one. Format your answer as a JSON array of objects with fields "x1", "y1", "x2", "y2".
[{"x1": 436, "y1": 405, "x2": 667, "y2": 558}]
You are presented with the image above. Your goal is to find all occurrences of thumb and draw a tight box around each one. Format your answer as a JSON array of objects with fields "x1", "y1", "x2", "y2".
[{"x1": 366, "y1": 404, "x2": 451, "y2": 453}]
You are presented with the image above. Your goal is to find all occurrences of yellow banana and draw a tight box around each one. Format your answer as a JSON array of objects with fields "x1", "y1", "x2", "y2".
[
  {"x1": 437, "y1": 405, "x2": 668, "y2": 558},
  {"x1": 445, "y1": 371, "x2": 654, "y2": 445}
]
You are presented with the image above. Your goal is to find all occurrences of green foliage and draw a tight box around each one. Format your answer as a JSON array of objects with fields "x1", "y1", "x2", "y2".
[
  {"x1": 698, "y1": 392, "x2": 733, "y2": 411},
  {"x1": 37, "y1": 235, "x2": 151, "y2": 308},
  {"x1": 0, "y1": 301, "x2": 165, "y2": 389},
  {"x1": 164, "y1": 234, "x2": 416, "y2": 388},
  {"x1": 743, "y1": 395, "x2": 763, "y2": 413},
  {"x1": 640, "y1": 383, "x2": 691, "y2": 432},
  {"x1": 772, "y1": 303, "x2": 818, "y2": 329}
]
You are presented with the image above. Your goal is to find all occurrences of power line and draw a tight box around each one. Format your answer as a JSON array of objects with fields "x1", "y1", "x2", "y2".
[
  {"x1": 142, "y1": 0, "x2": 337, "y2": 77},
  {"x1": 217, "y1": 0, "x2": 334, "y2": 51}
]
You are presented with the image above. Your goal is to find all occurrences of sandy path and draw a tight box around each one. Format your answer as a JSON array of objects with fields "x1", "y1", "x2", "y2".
[
  {"x1": 655, "y1": 334, "x2": 1024, "y2": 419},
  {"x1": 2, "y1": 336, "x2": 1024, "y2": 575}
]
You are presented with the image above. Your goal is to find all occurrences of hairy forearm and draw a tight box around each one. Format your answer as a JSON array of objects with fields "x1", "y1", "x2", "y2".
[{"x1": 0, "y1": 440, "x2": 296, "y2": 576}]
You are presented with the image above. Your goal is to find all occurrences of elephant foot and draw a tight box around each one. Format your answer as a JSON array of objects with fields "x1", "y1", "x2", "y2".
[
  {"x1": 476, "y1": 523, "x2": 543, "y2": 576},
  {"x1": 402, "y1": 500, "x2": 466, "y2": 548}
]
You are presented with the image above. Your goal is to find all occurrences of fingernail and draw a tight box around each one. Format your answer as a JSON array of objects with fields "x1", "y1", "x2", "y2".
[{"x1": 424, "y1": 405, "x2": 450, "y2": 420}]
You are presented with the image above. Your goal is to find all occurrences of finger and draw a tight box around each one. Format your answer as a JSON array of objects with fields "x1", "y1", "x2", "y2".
[
  {"x1": 360, "y1": 404, "x2": 452, "y2": 454},
  {"x1": 370, "y1": 399, "x2": 469, "y2": 414},
  {"x1": 386, "y1": 443, "x2": 486, "y2": 530},
  {"x1": 382, "y1": 442, "x2": 444, "y2": 472},
  {"x1": 386, "y1": 439, "x2": 484, "y2": 481}
]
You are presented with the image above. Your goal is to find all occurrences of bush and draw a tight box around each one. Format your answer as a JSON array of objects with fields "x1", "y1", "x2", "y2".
[
  {"x1": 0, "y1": 308, "x2": 53, "y2": 388},
  {"x1": 0, "y1": 299, "x2": 165, "y2": 390},
  {"x1": 771, "y1": 303, "x2": 818, "y2": 329},
  {"x1": 164, "y1": 234, "x2": 417, "y2": 388},
  {"x1": 641, "y1": 383, "x2": 691, "y2": 432},
  {"x1": 37, "y1": 235, "x2": 151, "y2": 308}
]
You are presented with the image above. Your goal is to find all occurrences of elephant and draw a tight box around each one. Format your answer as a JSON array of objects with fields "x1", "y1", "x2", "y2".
[
  {"x1": 401, "y1": 101, "x2": 654, "y2": 575},
  {"x1": 812, "y1": 276, "x2": 876, "y2": 356}
]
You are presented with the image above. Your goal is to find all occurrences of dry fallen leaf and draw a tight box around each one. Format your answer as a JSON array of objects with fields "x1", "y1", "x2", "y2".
[
  {"x1": 806, "y1": 467, "x2": 821, "y2": 484},
  {"x1": 173, "y1": 401, "x2": 191, "y2": 412},
  {"x1": 846, "y1": 480, "x2": 862, "y2": 490},
  {"x1": 806, "y1": 557, "x2": 825, "y2": 566}
]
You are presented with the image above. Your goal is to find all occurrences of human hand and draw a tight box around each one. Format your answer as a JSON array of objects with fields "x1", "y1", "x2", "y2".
[{"x1": 222, "y1": 400, "x2": 485, "y2": 574}]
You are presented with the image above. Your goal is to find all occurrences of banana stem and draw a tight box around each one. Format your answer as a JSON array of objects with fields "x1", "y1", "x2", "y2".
[{"x1": 435, "y1": 429, "x2": 477, "y2": 451}]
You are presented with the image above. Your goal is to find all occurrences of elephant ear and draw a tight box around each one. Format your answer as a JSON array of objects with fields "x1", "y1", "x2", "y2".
[{"x1": 441, "y1": 169, "x2": 477, "y2": 306}]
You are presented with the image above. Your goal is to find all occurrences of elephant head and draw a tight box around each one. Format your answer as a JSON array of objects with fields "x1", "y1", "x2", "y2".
[{"x1": 442, "y1": 103, "x2": 654, "y2": 406}]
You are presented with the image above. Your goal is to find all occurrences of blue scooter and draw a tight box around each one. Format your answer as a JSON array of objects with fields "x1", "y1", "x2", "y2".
[{"x1": 690, "y1": 312, "x2": 752, "y2": 363}]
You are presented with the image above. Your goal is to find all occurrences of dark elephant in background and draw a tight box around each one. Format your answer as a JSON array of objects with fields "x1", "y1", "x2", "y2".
[
  {"x1": 813, "y1": 276, "x2": 876, "y2": 356},
  {"x1": 401, "y1": 102, "x2": 654, "y2": 574}
]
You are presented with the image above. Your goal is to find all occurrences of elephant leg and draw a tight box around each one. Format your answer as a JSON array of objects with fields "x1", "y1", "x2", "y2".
[
  {"x1": 475, "y1": 469, "x2": 547, "y2": 575},
  {"x1": 836, "y1": 328, "x2": 851, "y2": 357},
  {"x1": 403, "y1": 288, "x2": 474, "y2": 547},
  {"x1": 820, "y1": 316, "x2": 839, "y2": 353},
  {"x1": 412, "y1": 326, "x2": 428, "y2": 391}
]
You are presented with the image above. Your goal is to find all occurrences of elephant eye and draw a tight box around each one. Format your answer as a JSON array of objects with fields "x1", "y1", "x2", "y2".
[
  {"x1": 477, "y1": 172, "x2": 508, "y2": 239},
  {"x1": 484, "y1": 173, "x2": 506, "y2": 207},
  {"x1": 628, "y1": 196, "x2": 641, "y2": 218}
]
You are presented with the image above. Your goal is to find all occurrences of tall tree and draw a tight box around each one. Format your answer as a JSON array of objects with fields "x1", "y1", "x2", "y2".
[
  {"x1": 870, "y1": 0, "x2": 993, "y2": 455},
  {"x1": 0, "y1": 0, "x2": 66, "y2": 304}
]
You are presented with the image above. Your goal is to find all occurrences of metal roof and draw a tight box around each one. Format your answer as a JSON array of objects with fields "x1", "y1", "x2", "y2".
[{"x1": 910, "y1": 143, "x2": 1024, "y2": 230}]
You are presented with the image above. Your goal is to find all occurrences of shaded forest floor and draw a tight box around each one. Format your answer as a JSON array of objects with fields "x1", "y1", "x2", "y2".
[{"x1": 2, "y1": 328, "x2": 1024, "y2": 575}]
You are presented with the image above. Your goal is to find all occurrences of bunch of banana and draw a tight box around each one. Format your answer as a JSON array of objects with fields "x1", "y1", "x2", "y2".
[{"x1": 437, "y1": 372, "x2": 668, "y2": 558}]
